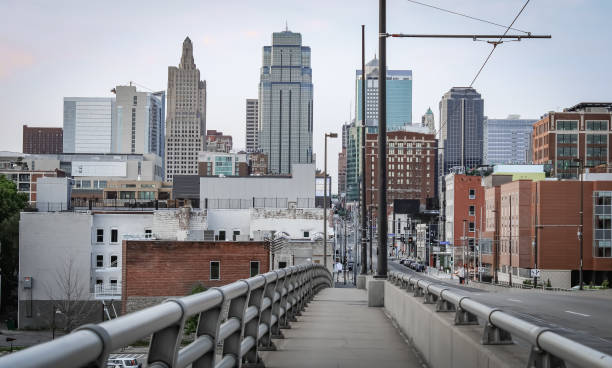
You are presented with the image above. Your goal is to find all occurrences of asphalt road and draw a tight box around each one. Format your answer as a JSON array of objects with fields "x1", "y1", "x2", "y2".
[{"x1": 388, "y1": 260, "x2": 612, "y2": 355}]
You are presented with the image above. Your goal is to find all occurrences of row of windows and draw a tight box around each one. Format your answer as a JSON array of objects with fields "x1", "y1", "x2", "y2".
[{"x1": 96, "y1": 228, "x2": 152, "y2": 243}]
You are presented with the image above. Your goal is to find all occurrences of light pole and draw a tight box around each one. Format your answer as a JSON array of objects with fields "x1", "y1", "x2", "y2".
[
  {"x1": 323, "y1": 132, "x2": 337, "y2": 271},
  {"x1": 360, "y1": 24, "x2": 368, "y2": 276},
  {"x1": 572, "y1": 158, "x2": 584, "y2": 290}
]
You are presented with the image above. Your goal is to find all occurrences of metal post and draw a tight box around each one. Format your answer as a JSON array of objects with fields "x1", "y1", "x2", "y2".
[
  {"x1": 579, "y1": 161, "x2": 584, "y2": 290},
  {"x1": 324, "y1": 135, "x2": 328, "y2": 270},
  {"x1": 509, "y1": 194, "x2": 513, "y2": 287},
  {"x1": 462, "y1": 219, "x2": 467, "y2": 285},
  {"x1": 375, "y1": 0, "x2": 387, "y2": 278},
  {"x1": 534, "y1": 184, "x2": 539, "y2": 287},
  {"x1": 360, "y1": 24, "x2": 368, "y2": 276}
]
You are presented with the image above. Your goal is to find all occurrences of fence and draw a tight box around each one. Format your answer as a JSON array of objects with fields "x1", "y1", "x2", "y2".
[
  {"x1": 0, "y1": 264, "x2": 332, "y2": 368},
  {"x1": 388, "y1": 271, "x2": 612, "y2": 368},
  {"x1": 204, "y1": 197, "x2": 316, "y2": 209}
]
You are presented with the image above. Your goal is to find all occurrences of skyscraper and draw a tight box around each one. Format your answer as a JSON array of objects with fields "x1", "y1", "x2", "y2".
[
  {"x1": 245, "y1": 99, "x2": 259, "y2": 152},
  {"x1": 63, "y1": 97, "x2": 115, "y2": 153},
  {"x1": 355, "y1": 57, "x2": 412, "y2": 131},
  {"x1": 438, "y1": 87, "x2": 484, "y2": 176},
  {"x1": 421, "y1": 107, "x2": 435, "y2": 134},
  {"x1": 483, "y1": 115, "x2": 536, "y2": 165},
  {"x1": 114, "y1": 85, "x2": 165, "y2": 158},
  {"x1": 258, "y1": 29, "x2": 313, "y2": 174},
  {"x1": 165, "y1": 37, "x2": 207, "y2": 182}
]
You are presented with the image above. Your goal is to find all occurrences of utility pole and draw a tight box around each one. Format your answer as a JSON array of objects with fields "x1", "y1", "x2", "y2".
[
  {"x1": 463, "y1": 219, "x2": 467, "y2": 285},
  {"x1": 376, "y1": 0, "x2": 388, "y2": 278},
  {"x1": 360, "y1": 24, "x2": 368, "y2": 275},
  {"x1": 579, "y1": 160, "x2": 584, "y2": 290},
  {"x1": 509, "y1": 194, "x2": 513, "y2": 287}
]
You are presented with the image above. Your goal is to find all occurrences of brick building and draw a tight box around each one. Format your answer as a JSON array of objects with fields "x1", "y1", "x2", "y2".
[
  {"x1": 22, "y1": 125, "x2": 63, "y2": 154},
  {"x1": 121, "y1": 240, "x2": 269, "y2": 313},
  {"x1": 249, "y1": 152, "x2": 268, "y2": 175},
  {"x1": 206, "y1": 130, "x2": 233, "y2": 153},
  {"x1": 532, "y1": 102, "x2": 612, "y2": 178},
  {"x1": 365, "y1": 130, "x2": 437, "y2": 213},
  {"x1": 338, "y1": 148, "x2": 347, "y2": 196}
]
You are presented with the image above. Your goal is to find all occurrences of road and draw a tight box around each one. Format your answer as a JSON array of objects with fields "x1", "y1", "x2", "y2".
[{"x1": 388, "y1": 260, "x2": 612, "y2": 355}]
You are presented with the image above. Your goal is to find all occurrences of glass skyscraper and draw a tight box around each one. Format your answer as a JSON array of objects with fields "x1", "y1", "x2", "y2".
[
  {"x1": 483, "y1": 116, "x2": 536, "y2": 165},
  {"x1": 355, "y1": 57, "x2": 412, "y2": 131},
  {"x1": 438, "y1": 87, "x2": 484, "y2": 175},
  {"x1": 258, "y1": 29, "x2": 313, "y2": 174}
]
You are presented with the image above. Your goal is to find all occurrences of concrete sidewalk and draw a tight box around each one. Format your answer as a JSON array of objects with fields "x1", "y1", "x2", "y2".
[{"x1": 260, "y1": 288, "x2": 424, "y2": 368}]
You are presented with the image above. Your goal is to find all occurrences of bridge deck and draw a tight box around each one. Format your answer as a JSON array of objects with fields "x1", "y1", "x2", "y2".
[{"x1": 260, "y1": 287, "x2": 423, "y2": 368}]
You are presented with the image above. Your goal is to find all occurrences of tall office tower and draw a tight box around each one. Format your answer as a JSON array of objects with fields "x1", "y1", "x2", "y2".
[
  {"x1": 245, "y1": 99, "x2": 259, "y2": 152},
  {"x1": 165, "y1": 37, "x2": 207, "y2": 182},
  {"x1": 258, "y1": 29, "x2": 313, "y2": 174},
  {"x1": 23, "y1": 125, "x2": 63, "y2": 154},
  {"x1": 355, "y1": 57, "x2": 412, "y2": 131},
  {"x1": 483, "y1": 115, "x2": 536, "y2": 165},
  {"x1": 421, "y1": 107, "x2": 435, "y2": 134},
  {"x1": 114, "y1": 85, "x2": 165, "y2": 157},
  {"x1": 63, "y1": 97, "x2": 116, "y2": 153},
  {"x1": 438, "y1": 87, "x2": 484, "y2": 176},
  {"x1": 341, "y1": 122, "x2": 350, "y2": 149}
]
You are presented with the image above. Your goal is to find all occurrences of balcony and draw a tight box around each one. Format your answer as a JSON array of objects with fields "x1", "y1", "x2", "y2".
[{"x1": 94, "y1": 283, "x2": 121, "y2": 300}]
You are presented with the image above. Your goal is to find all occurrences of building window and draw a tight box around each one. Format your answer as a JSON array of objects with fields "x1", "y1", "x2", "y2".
[
  {"x1": 96, "y1": 229, "x2": 104, "y2": 243},
  {"x1": 586, "y1": 120, "x2": 608, "y2": 131},
  {"x1": 145, "y1": 229, "x2": 152, "y2": 239},
  {"x1": 210, "y1": 261, "x2": 220, "y2": 280},
  {"x1": 469, "y1": 205, "x2": 475, "y2": 216},
  {"x1": 594, "y1": 191, "x2": 612, "y2": 257},
  {"x1": 279, "y1": 261, "x2": 287, "y2": 269},
  {"x1": 469, "y1": 189, "x2": 476, "y2": 199},
  {"x1": 110, "y1": 279, "x2": 118, "y2": 289},
  {"x1": 110, "y1": 255, "x2": 118, "y2": 267},
  {"x1": 303, "y1": 231, "x2": 310, "y2": 238},
  {"x1": 250, "y1": 261, "x2": 260, "y2": 277},
  {"x1": 111, "y1": 229, "x2": 118, "y2": 243},
  {"x1": 232, "y1": 230, "x2": 240, "y2": 241},
  {"x1": 469, "y1": 222, "x2": 475, "y2": 232},
  {"x1": 96, "y1": 279, "x2": 103, "y2": 286},
  {"x1": 218, "y1": 230, "x2": 226, "y2": 241},
  {"x1": 556, "y1": 120, "x2": 578, "y2": 130},
  {"x1": 96, "y1": 255, "x2": 104, "y2": 268}
]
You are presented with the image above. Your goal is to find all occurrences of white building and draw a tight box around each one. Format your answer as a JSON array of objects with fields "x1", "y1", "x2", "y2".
[
  {"x1": 198, "y1": 151, "x2": 247, "y2": 176},
  {"x1": 63, "y1": 97, "x2": 116, "y2": 153}
]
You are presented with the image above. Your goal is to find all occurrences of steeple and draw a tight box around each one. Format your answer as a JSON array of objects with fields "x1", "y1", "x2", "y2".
[{"x1": 180, "y1": 36, "x2": 195, "y2": 69}]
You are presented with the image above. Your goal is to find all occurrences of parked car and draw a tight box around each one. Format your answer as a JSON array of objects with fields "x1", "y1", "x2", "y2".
[{"x1": 107, "y1": 358, "x2": 141, "y2": 368}]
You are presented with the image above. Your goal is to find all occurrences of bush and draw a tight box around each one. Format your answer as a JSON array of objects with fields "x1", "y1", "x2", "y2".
[
  {"x1": 546, "y1": 279, "x2": 552, "y2": 288},
  {"x1": 184, "y1": 283, "x2": 207, "y2": 334},
  {"x1": 523, "y1": 279, "x2": 532, "y2": 285},
  {"x1": 602, "y1": 280, "x2": 609, "y2": 289}
]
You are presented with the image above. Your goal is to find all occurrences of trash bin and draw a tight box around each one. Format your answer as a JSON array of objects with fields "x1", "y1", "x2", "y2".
[{"x1": 6, "y1": 318, "x2": 16, "y2": 330}]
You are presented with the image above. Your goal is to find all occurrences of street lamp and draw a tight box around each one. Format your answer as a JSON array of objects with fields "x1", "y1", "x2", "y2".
[
  {"x1": 572, "y1": 158, "x2": 585, "y2": 290},
  {"x1": 323, "y1": 132, "x2": 338, "y2": 271}
]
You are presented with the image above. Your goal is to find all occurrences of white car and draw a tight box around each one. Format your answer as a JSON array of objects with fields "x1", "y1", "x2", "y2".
[{"x1": 107, "y1": 358, "x2": 141, "y2": 368}]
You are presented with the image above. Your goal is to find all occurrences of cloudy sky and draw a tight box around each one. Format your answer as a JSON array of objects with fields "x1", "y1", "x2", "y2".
[{"x1": 1, "y1": 0, "x2": 611, "y2": 191}]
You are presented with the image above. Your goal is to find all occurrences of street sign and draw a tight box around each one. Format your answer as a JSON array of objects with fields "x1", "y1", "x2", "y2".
[
  {"x1": 530, "y1": 269, "x2": 541, "y2": 278},
  {"x1": 440, "y1": 241, "x2": 449, "y2": 245},
  {"x1": 478, "y1": 267, "x2": 486, "y2": 273},
  {"x1": 388, "y1": 233, "x2": 395, "y2": 237}
]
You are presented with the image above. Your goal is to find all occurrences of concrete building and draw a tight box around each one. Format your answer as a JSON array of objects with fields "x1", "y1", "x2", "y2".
[
  {"x1": 484, "y1": 115, "x2": 536, "y2": 165},
  {"x1": 63, "y1": 97, "x2": 116, "y2": 153},
  {"x1": 198, "y1": 151, "x2": 248, "y2": 176},
  {"x1": 165, "y1": 37, "x2": 207, "y2": 182},
  {"x1": 345, "y1": 122, "x2": 377, "y2": 202},
  {"x1": 421, "y1": 108, "x2": 435, "y2": 134},
  {"x1": 258, "y1": 29, "x2": 313, "y2": 174},
  {"x1": 245, "y1": 99, "x2": 259, "y2": 153},
  {"x1": 22, "y1": 125, "x2": 63, "y2": 154},
  {"x1": 206, "y1": 130, "x2": 233, "y2": 153},
  {"x1": 102, "y1": 180, "x2": 172, "y2": 201},
  {"x1": 248, "y1": 152, "x2": 268, "y2": 175},
  {"x1": 356, "y1": 57, "x2": 413, "y2": 131},
  {"x1": 114, "y1": 85, "x2": 165, "y2": 158},
  {"x1": 532, "y1": 102, "x2": 612, "y2": 178},
  {"x1": 36, "y1": 177, "x2": 72, "y2": 211},
  {"x1": 438, "y1": 87, "x2": 484, "y2": 176}
]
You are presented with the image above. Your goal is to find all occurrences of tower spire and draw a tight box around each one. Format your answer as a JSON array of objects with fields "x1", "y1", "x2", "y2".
[
  {"x1": 180, "y1": 36, "x2": 195, "y2": 69},
  {"x1": 285, "y1": 20, "x2": 289, "y2": 32}
]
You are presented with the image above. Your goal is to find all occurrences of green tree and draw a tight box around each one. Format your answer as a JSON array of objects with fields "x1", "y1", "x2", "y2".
[
  {"x1": 184, "y1": 283, "x2": 207, "y2": 334},
  {"x1": 0, "y1": 176, "x2": 28, "y2": 313}
]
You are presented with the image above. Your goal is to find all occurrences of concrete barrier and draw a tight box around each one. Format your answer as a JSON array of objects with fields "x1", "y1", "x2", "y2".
[{"x1": 381, "y1": 280, "x2": 529, "y2": 368}]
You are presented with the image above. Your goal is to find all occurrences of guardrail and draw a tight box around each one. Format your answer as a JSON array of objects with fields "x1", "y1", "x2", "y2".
[
  {"x1": 0, "y1": 264, "x2": 332, "y2": 368},
  {"x1": 388, "y1": 271, "x2": 612, "y2": 368}
]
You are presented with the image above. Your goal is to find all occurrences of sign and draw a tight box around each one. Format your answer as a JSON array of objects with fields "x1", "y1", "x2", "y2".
[
  {"x1": 530, "y1": 269, "x2": 541, "y2": 278},
  {"x1": 432, "y1": 246, "x2": 440, "y2": 252},
  {"x1": 388, "y1": 233, "x2": 395, "y2": 237},
  {"x1": 478, "y1": 267, "x2": 487, "y2": 273},
  {"x1": 439, "y1": 241, "x2": 449, "y2": 245}
]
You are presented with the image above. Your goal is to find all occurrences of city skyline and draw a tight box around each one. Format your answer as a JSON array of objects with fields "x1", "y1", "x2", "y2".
[{"x1": 2, "y1": 0, "x2": 612, "y2": 187}]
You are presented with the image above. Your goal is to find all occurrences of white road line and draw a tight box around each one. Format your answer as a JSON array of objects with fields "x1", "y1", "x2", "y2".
[
  {"x1": 565, "y1": 310, "x2": 591, "y2": 317},
  {"x1": 508, "y1": 298, "x2": 523, "y2": 303}
]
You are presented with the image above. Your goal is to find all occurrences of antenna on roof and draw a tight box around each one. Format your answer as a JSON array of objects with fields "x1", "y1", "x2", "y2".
[{"x1": 285, "y1": 20, "x2": 289, "y2": 31}]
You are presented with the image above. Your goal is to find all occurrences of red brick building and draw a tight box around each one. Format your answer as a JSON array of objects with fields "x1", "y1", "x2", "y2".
[
  {"x1": 365, "y1": 130, "x2": 437, "y2": 213},
  {"x1": 532, "y1": 102, "x2": 612, "y2": 178},
  {"x1": 249, "y1": 152, "x2": 268, "y2": 175},
  {"x1": 22, "y1": 125, "x2": 63, "y2": 154},
  {"x1": 121, "y1": 240, "x2": 269, "y2": 313}
]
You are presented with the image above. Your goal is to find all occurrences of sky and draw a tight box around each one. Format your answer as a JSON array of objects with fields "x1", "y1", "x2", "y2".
[{"x1": 1, "y1": 0, "x2": 611, "y2": 193}]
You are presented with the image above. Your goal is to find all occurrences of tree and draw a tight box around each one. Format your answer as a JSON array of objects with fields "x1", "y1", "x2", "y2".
[{"x1": 0, "y1": 175, "x2": 28, "y2": 313}]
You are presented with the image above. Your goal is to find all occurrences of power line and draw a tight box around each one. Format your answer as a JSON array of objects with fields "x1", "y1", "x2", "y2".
[
  {"x1": 469, "y1": 0, "x2": 531, "y2": 87},
  {"x1": 405, "y1": 0, "x2": 529, "y2": 34}
]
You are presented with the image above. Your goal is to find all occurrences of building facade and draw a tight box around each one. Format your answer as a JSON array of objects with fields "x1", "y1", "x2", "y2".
[
  {"x1": 356, "y1": 57, "x2": 412, "y2": 131},
  {"x1": 248, "y1": 152, "x2": 268, "y2": 175},
  {"x1": 198, "y1": 151, "x2": 248, "y2": 177},
  {"x1": 63, "y1": 97, "x2": 116, "y2": 153},
  {"x1": 206, "y1": 130, "x2": 233, "y2": 153},
  {"x1": 438, "y1": 87, "x2": 484, "y2": 176},
  {"x1": 22, "y1": 125, "x2": 63, "y2": 154},
  {"x1": 165, "y1": 37, "x2": 207, "y2": 182},
  {"x1": 484, "y1": 116, "x2": 536, "y2": 165},
  {"x1": 245, "y1": 99, "x2": 259, "y2": 153},
  {"x1": 532, "y1": 102, "x2": 612, "y2": 178},
  {"x1": 337, "y1": 148, "x2": 347, "y2": 196},
  {"x1": 114, "y1": 85, "x2": 165, "y2": 158},
  {"x1": 258, "y1": 29, "x2": 313, "y2": 174},
  {"x1": 421, "y1": 108, "x2": 435, "y2": 134}
]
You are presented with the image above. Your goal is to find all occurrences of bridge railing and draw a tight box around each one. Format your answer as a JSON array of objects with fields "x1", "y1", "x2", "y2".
[
  {"x1": 388, "y1": 271, "x2": 612, "y2": 368},
  {"x1": 0, "y1": 264, "x2": 332, "y2": 368}
]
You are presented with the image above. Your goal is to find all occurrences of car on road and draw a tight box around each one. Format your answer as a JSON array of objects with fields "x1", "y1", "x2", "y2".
[{"x1": 107, "y1": 358, "x2": 141, "y2": 368}]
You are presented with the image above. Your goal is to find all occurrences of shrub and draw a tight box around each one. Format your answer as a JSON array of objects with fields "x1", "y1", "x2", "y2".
[
  {"x1": 546, "y1": 279, "x2": 552, "y2": 288},
  {"x1": 602, "y1": 279, "x2": 609, "y2": 289}
]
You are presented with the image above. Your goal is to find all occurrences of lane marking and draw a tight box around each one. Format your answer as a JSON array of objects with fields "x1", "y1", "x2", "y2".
[
  {"x1": 565, "y1": 310, "x2": 591, "y2": 317},
  {"x1": 508, "y1": 298, "x2": 523, "y2": 303}
]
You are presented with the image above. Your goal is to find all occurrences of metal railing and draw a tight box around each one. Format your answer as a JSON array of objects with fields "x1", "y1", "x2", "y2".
[
  {"x1": 387, "y1": 271, "x2": 612, "y2": 368},
  {"x1": 0, "y1": 264, "x2": 332, "y2": 368}
]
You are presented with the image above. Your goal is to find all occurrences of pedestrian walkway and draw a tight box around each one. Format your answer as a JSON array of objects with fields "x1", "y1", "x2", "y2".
[{"x1": 259, "y1": 288, "x2": 423, "y2": 368}]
